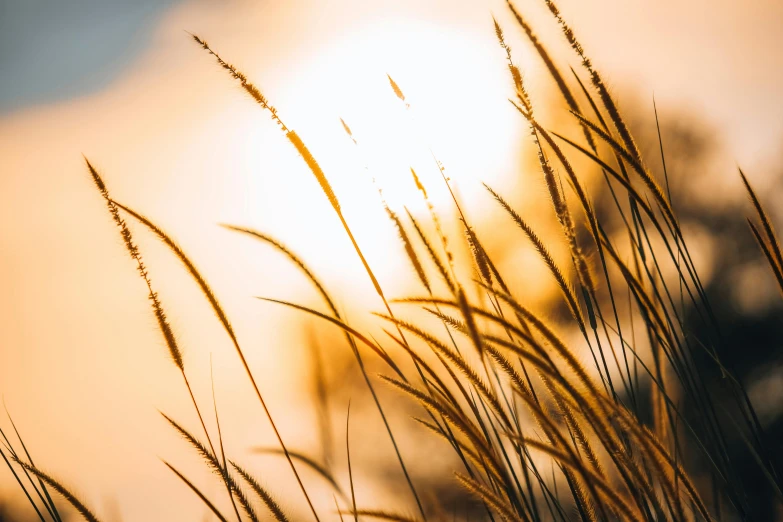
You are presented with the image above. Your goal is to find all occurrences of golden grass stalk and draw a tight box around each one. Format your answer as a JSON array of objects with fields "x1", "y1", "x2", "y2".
[
  {"x1": 535, "y1": 0, "x2": 642, "y2": 165},
  {"x1": 377, "y1": 315, "x2": 511, "y2": 430},
  {"x1": 162, "y1": 460, "x2": 230, "y2": 522},
  {"x1": 530, "y1": 360, "x2": 691, "y2": 520},
  {"x1": 346, "y1": 401, "x2": 358, "y2": 522},
  {"x1": 222, "y1": 226, "x2": 340, "y2": 317},
  {"x1": 13, "y1": 460, "x2": 101, "y2": 522},
  {"x1": 251, "y1": 448, "x2": 344, "y2": 500},
  {"x1": 379, "y1": 312, "x2": 514, "y2": 425},
  {"x1": 521, "y1": 118, "x2": 598, "y2": 291},
  {"x1": 387, "y1": 74, "x2": 407, "y2": 104},
  {"x1": 196, "y1": 42, "x2": 432, "y2": 518},
  {"x1": 307, "y1": 334, "x2": 334, "y2": 470},
  {"x1": 400, "y1": 295, "x2": 670, "y2": 513},
  {"x1": 334, "y1": 495, "x2": 346, "y2": 522},
  {"x1": 209, "y1": 366, "x2": 245, "y2": 522},
  {"x1": 483, "y1": 330, "x2": 654, "y2": 504},
  {"x1": 483, "y1": 343, "x2": 534, "y2": 400},
  {"x1": 379, "y1": 327, "x2": 539, "y2": 517},
  {"x1": 388, "y1": 79, "x2": 468, "y2": 245},
  {"x1": 465, "y1": 225, "x2": 492, "y2": 286},
  {"x1": 0, "y1": 445, "x2": 50, "y2": 522},
  {"x1": 598, "y1": 238, "x2": 676, "y2": 350},
  {"x1": 454, "y1": 473, "x2": 522, "y2": 522},
  {"x1": 596, "y1": 396, "x2": 710, "y2": 521},
  {"x1": 520, "y1": 349, "x2": 676, "y2": 518},
  {"x1": 529, "y1": 371, "x2": 663, "y2": 519},
  {"x1": 390, "y1": 206, "x2": 432, "y2": 292},
  {"x1": 342, "y1": 509, "x2": 421, "y2": 522},
  {"x1": 2, "y1": 393, "x2": 67, "y2": 521},
  {"x1": 191, "y1": 34, "x2": 287, "y2": 131},
  {"x1": 496, "y1": 83, "x2": 564, "y2": 242},
  {"x1": 394, "y1": 297, "x2": 556, "y2": 373},
  {"x1": 460, "y1": 290, "x2": 593, "y2": 394},
  {"x1": 409, "y1": 168, "x2": 457, "y2": 282},
  {"x1": 193, "y1": 35, "x2": 387, "y2": 305},
  {"x1": 161, "y1": 413, "x2": 259, "y2": 522},
  {"x1": 340, "y1": 118, "x2": 357, "y2": 144},
  {"x1": 112, "y1": 203, "x2": 234, "y2": 352},
  {"x1": 386, "y1": 75, "x2": 462, "y2": 289},
  {"x1": 651, "y1": 338, "x2": 671, "y2": 445},
  {"x1": 502, "y1": 5, "x2": 569, "y2": 110},
  {"x1": 507, "y1": 102, "x2": 596, "y2": 300},
  {"x1": 406, "y1": 208, "x2": 456, "y2": 293},
  {"x1": 337, "y1": 119, "x2": 432, "y2": 293},
  {"x1": 568, "y1": 111, "x2": 678, "y2": 229},
  {"x1": 492, "y1": 18, "x2": 528, "y2": 112},
  {"x1": 424, "y1": 307, "x2": 466, "y2": 334},
  {"x1": 748, "y1": 221, "x2": 783, "y2": 295},
  {"x1": 412, "y1": 417, "x2": 503, "y2": 484},
  {"x1": 86, "y1": 159, "x2": 245, "y2": 518},
  {"x1": 551, "y1": 131, "x2": 700, "y2": 315},
  {"x1": 739, "y1": 168, "x2": 783, "y2": 269},
  {"x1": 500, "y1": 5, "x2": 598, "y2": 151},
  {"x1": 740, "y1": 168, "x2": 783, "y2": 295},
  {"x1": 225, "y1": 226, "x2": 428, "y2": 519},
  {"x1": 379, "y1": 376, "x2": 502, "y2": 479},
  {"x1": 231, "y1": 462, "x2": 290, "y2": 522},
  {"x1": 286, "y1": 130, "x2": 341, "y2": 214},
  {"x1": 456, "y1": 288, "x2": 486, "y2": 356},
  {"x1": 112, "y1": 202, "x2": 320, "y2": 522},
  {"x1": 259, "y1": 297, "x2": 405, "y2": 378},
  {"x1": 505, "y1": 371, "x2": 606, "y2": 521},
  {"x1": 551, "y1": 131, "x2": 660, "y2": 222},
  {"x1": 520, "y1": 438, "x2": 641, "y2": 521},
  {"x1": 381, "y1": 328, "x2": 464, "y2": 411},
  {"x1": 85, "y1": 158, "x2": 182, "y2": 370},
  {"x1": 540, "y1": 374, "x2": 605, "y2": 479},
  {"x1": 484, "y1": 183, "x2": 583, "y2": 324}
]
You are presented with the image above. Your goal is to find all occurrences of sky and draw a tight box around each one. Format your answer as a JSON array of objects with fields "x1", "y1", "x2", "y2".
[
  {"x1": 1, "y1": 0, "x2": 782, "y2": 520},
  {"x1": 0, "y1": 0, "x2": 182, "y2": 113}
]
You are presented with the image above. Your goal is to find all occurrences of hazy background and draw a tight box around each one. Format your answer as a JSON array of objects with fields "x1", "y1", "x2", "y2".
[{"x1": 1, "y1": 0, "x2": 782, "y2": 520}]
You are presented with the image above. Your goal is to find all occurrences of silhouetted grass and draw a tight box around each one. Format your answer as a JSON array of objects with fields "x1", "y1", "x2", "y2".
[{"x1": 4, "y1": 2, "x2": 782, "y2": 521}]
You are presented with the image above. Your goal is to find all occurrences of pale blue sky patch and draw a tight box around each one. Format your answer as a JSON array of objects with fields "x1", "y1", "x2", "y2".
[{"x1": 0, "y1": 0, "x2": 182, "y2": 114}]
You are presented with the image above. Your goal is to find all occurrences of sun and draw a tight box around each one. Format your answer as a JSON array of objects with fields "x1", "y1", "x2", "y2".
[{"x1": 224, "y1": 15, "x2": 529, "y2": 283}]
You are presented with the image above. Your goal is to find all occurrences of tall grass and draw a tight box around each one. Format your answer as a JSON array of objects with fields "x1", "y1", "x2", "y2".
[{"x1": 3, "y1": 1, "x2": 782, "y2": 520}]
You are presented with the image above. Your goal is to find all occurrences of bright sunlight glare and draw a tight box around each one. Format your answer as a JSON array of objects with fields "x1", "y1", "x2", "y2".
[{"x1": 237, "y1": 16, "x2": 527, "y2": 277}]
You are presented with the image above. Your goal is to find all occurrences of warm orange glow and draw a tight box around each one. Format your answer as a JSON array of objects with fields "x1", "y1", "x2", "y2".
[{"x1": 1, "y1": 0, "x2": 782, "y2": 520}]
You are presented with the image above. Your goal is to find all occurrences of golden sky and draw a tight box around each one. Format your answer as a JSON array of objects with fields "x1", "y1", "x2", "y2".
[{"x1": 1, "y1": 0, "x2": 782, "y2": 520}]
